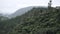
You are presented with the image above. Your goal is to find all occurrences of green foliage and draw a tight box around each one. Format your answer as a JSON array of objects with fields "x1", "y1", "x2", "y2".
[{"x1": 0, "y1": 7, "x2": 60, "y2": 34}]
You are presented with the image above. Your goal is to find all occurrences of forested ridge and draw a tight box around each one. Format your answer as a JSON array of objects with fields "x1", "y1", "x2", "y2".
[{"x1": 0, "y1": 7, "x2": 60, "y2": 34}]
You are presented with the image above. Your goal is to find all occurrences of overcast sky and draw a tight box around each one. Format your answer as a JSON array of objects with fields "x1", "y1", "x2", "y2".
[{"x1": 0, "y1": 0, "x2": 60, "y2": 14}]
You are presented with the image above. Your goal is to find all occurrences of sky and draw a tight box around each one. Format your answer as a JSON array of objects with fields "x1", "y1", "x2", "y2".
[{"x1": 0, "y1": 0, "x2": 60, "y2": 14}]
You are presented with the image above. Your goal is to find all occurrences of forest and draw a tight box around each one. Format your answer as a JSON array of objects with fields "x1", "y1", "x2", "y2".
[{"x1": 0, "y1": 7, "x2": 60, "y2": 34}]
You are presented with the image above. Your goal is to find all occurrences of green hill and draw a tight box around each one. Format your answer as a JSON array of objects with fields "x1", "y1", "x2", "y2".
[{"x1": 0, "y1": 7, "x2": 60, "y2": 34}]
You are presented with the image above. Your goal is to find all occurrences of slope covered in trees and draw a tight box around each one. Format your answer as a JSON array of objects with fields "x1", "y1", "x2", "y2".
[
  {"x1": 9, "y1": 7, "x2": 60, "y2": 34},
  {"x1": 0, "y1": 7, "x2": 60, "y2": 34}
]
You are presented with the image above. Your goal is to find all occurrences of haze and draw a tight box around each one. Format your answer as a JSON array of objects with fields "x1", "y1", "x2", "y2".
[{"x1": 0, "y1": 0, "x2": 60, "y2": 14}]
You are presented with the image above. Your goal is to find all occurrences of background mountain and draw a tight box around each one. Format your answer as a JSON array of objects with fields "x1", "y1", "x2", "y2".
[
  {"x1": 8, "y1": 6, "x2": 47, "y2": 18},
  {"x1": 0, "y1": 14, "x2": 8, "y2": 21},
  {"x1": 0, "y1": 14, "x2": 3, "y2": 16},
  {"x1": 0, "y1": 16, "x2": 8, "y2": 21},
  {"x1": 8, "y1": 6, "x2": 33, "y2": 18}
]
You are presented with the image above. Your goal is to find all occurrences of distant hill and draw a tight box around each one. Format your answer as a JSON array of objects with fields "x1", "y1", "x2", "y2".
[
  {"x1": 8, "y1": 6, "x2": 47, "y2": 18},
  {"x1": 0, "y1": 14, "x2": 3, "y2": 16},
  {"x1": 0, "y1": 16, "x2": 8, "y2": 21},
  {"x1": 8, "y1": 6, "x2": 33, "y2": 18}
]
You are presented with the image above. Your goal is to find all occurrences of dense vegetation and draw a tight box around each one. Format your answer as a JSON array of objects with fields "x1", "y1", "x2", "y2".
[{"x1": 0, "y1": 7, "x2": 60, "y2": 34}]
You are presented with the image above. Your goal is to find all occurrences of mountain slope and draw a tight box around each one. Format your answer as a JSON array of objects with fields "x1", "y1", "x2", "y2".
[
  {"x1": 0, "y1": 7, "x2": 47, "y2": 34},
  {"x1": 8, "y1": 6, "x2": 33, "y2": 18},
  {"x1": 8, "y1": 6, "x2": 47, "y2": 18},
  {"x1": 8, "y1": 7, "x2": 60, "y2": 34}
]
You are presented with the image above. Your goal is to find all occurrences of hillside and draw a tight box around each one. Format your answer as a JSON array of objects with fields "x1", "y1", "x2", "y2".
[
  {"x1": 0, "y1": 7, "x2": 60, "y2": 34},
  {"x1": 0, "y1": 16, "x2": 8, "y2": 21},
  {"x1": 8, "y1": 6, "x2": 33, "y2": 18},
  {"x1": 8, "y1": 6, "x2": 47, "y2": 18},
  {"x1": 8, "y1": 7, "x2": 60, "y2": 34},
  {"x1": 0, "y1": 14, "x2": 3, "y2": 16}
]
